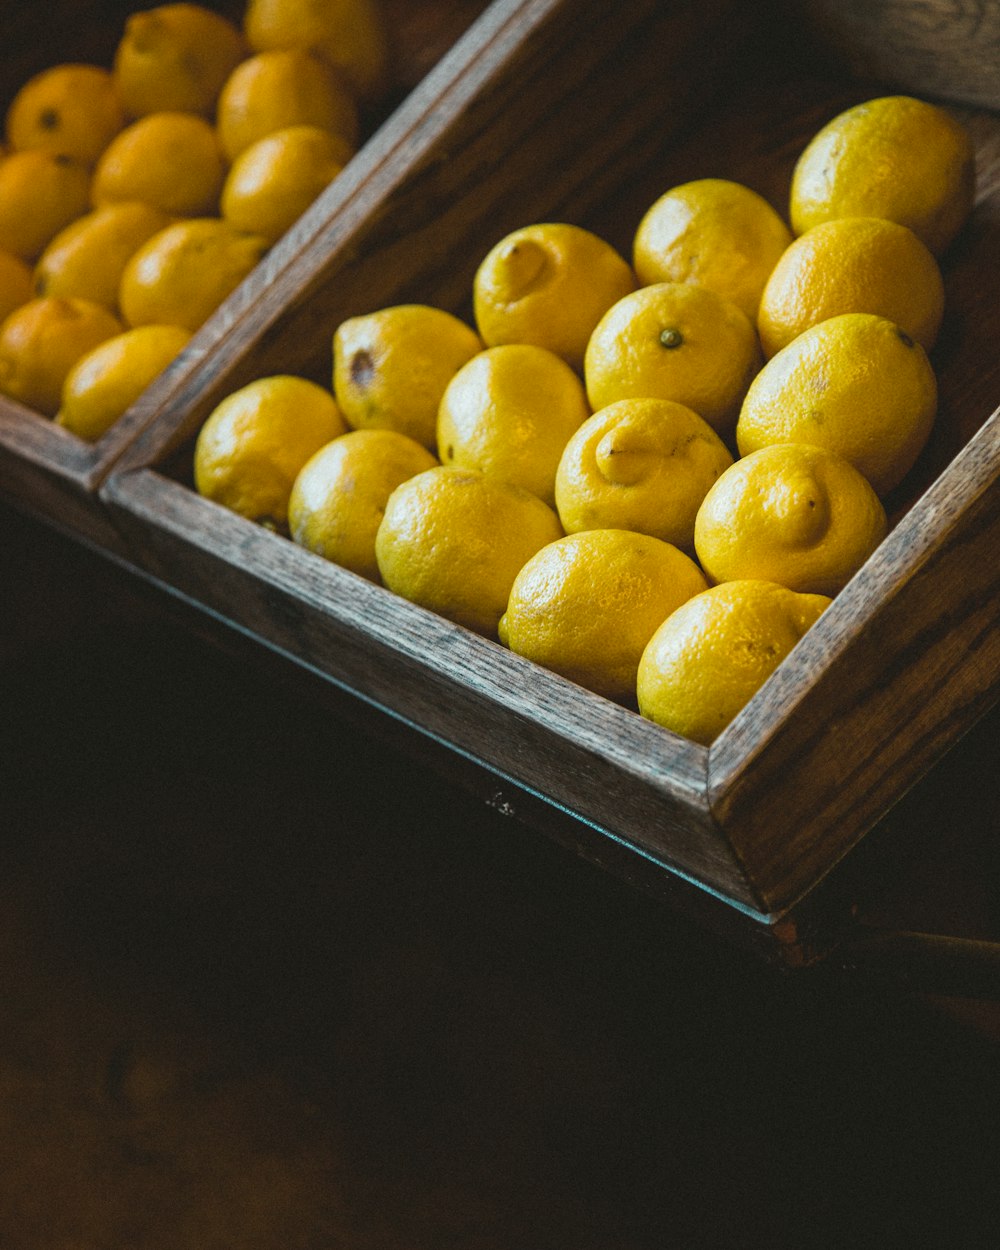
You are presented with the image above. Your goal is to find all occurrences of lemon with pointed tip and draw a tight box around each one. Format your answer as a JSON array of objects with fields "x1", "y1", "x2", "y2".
[
  {"x1": 737, "y1": 312, "x2": 938, "y2": 496},
  {"x1": 57, "y1": 323, "x2": 191, "y2": 441},
  {"x1": 499, "y1": 529, "x2": 708, "y2": 702},
  {"x1": 333, "y1": 304, "x2": 483, "y2": 449},
  {"x1": 757, "y1": 216, "x2": 945, "y2": 358},
  {"x1": 473, "y1": 222, "x2": 636, "y2": 371},
  {"x1": 375, "y1": 465, "x2": 563, "y2": 637},
  {"x1": 554, "y1": 397, "x2": 732, "y2": 552},
  {"x1": 290, "y1": 428, "x2": 438, "y2": 581},
  {"x1": 0, "y1": 149, "x2": 92, "y2": 261},
  {"x1": 584, "y1": 281, "x2": 761, "y2": 435},
  {"x1": 92, "y1": 112, "x2": 226, "y2": 218},
  {"x1": 633, "y1": 178, "x2": 792, "y2": 321},
  {"x1": 637, "y1": 580, "x2": 832, "y2": 745},
  {"x1": 790, "y1": 95, "x2": 975, "y2": 255},
  {"x1": 437, "y1": 343, "x2": 590, "y2": 506},
  {"x1": 194, "y1": 375, "x2": 348, "y2": 530},
  {"x1": 5, "y1": 63, "x2": 126, "y2": 166}
]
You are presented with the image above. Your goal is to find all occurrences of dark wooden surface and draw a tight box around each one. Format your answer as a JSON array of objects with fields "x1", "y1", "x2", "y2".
[{"x1": 5, "y1": 497, "x2": 1000, "y2": 1248}]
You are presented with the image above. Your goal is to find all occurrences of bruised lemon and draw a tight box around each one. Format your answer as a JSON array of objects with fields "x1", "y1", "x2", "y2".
[
  {"x1": 56, "y1": 323, "x2": 191, "y2": 441},
  {"x1": 694, "y1": 443, "x2": 887, "y2": 597},
  {"x1": 632, "y1": 178, "x2": 792, "y2": 321},
  {"x1": 637, "y1": 580, "x2": 832, "y2": 745},
  {"x1": 375, "y1": 465, "x2": 563, "y2": 637},
  {"x1": 113, "y1": 2, "x2": 247, "y2": 119},
  {"x1": 0, "y1": 296, "x2": 122, "y2": 415},
  {"x1": 737, "y1": 312, "x2": 938, "y2": 496},
  {"x1": 194, "y1": 374, "x2": 348, "y2": 529},
  {"x1": 473, "y1": 223, "x2": 636, "y2": 371},
  {"x1": 5, "y1": 63, "x2": 126, "y2": 166},
  {"x1": 0, "y1": 150, "x2": 92, "y2": 261},
  {"x1": 119, "y1": 218, "x2": 268, "y2": 331},
  {"x1": 790, "y1": 95, "x2": 975, "y2": 255},
  {"x1": 333, "y1": 304, "x2": 483, "y2": 449},
  {"x1": 437, "y1": 343, "x2": 590, "y2": 506},
  {"x1": 0, "y1": 248, "x2": 33, "y2": 323},
  {"x1": 499, "y1": 529, "x2": 708, "y2": 702},
  {"x1": 757, "y1": 216, "x2": 945, "y2": 358},
  {"x1": 584, "y1": 282, "x2": 761, "y2": 435},
  {"x1": 216, "y1": 48, "x2": 359, "y2": 163},
  {"x1": 92, "y1": 112, "x2": 226, "y2": 218},
  {"x1": 289, "y1": 428, "x2": 438, "y2": 581},
  {"x1": 554, "y1": 397, "x2": 732, "y2": 552},
  {"x1": 221, "y1": 125, "x2": 349, "y2": 246},
  {"x1": 34, "y1": 201, "x2": 174, "y2": 311}
]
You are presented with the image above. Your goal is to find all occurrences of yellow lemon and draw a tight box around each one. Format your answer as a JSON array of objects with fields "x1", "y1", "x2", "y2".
[
  {"x1": 194, "y1": 374, "x2": 348, "y2": 529},
  {"x1": 243, "y1": 0, "x2": 389, "y2": 104},
  {"x1": 34, "y1": 200, "x2": 174, "y2": 311},
  {"x1": 221, "y1": 125, "x2": 349, "y2": 246},
  {"x1": 375, "y1": 465, "x2": 563, "y2": 637},
  {"x1": 216, "y1": 48, "x2": 359, "y2": 163},
  {"x1": 113, "y1": 2, "x2": 248, "y2": 119},
  {"x1": 92, "y1": 112, "x2": 226, "y2": 218},
  {"x1": 499, "y1": 529, "x2": 708, "y2": 702},
  {"x1": 472, "y1": 223, "x2": 636, "y2": 372},
  {"x1": 583, "y1": 282, "x2": 762, "y2": 435},
  {"x1": 0, "y1": 150, "x2": 92, "y2": 261},
  {"x1": 554, "y1": 397, "x2": 732, "y2": 552},
  {"x1": 119, "y1": 218, "x2": 268, "y2": 331},
  {"x1": 0, "y1": 296, "x2": 123, "y2": 416},
  {"x1": 632, "y1": 178, "x2": 793, "y2": 322},
  {"x1": 637, "y1": 580, "x2": 832, "y2": 745},
  {"x1": 737, "y1": 312, "x2": 938, "y2": 496},
  {"x1": 436, "y1": 343, "x2": 590, "y2": 506},
  {"x1": 694, "y1": 443, "x2": 887, "y2": 597},
  {"x1": 56, "y1": 323, "x2": 192, "y2": 441},
  {"x1": 333, "y1": 304, "x2": 483, "y2": 449},
  {"x1": 0, "y1": 248, "x2": 33, "y2": 323},
  {"x1": 289, "y1": 428, "x2": 438, "y2": 581},
  {"x1": 5, "y1": 63, "x2": 126, "y2": 166},
  {"x1": 790, "y1": 95, "x2": 975, "y2": 255},
  {"x1": 757, "y1": 216, "x2": 945, "y2": 358}
]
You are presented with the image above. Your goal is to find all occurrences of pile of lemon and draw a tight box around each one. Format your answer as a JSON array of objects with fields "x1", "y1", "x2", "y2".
[
  {"x1": 0, "y1": 0, "x2": 386, "y2": 438},
  {"x1": 194, "y1": 93, "x2": 976, "y2": 745}
]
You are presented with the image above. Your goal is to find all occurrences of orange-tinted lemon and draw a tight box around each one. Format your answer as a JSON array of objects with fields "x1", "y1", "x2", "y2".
[{"x1": 5, "y1": 64, "x2": 126, "y2": 166}]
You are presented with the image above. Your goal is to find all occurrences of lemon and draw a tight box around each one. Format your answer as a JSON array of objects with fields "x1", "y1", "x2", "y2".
[
  {"x1": 289, "y1": 428, "x2": 438, "y2": 581},
  {"x1": 790, "y1": 95, "x2": 975, "y2": 255},
  {"x1": 554, "y1": 397, "x2": 732, "y2": 552},
  {"x1": 757, "y1": 216, "x2": 945, "y2": 358},
  {"x1": 0, "y1": 296, "x2": 123, "y2": 416},
  {"x1": 632, "y1": 178, "x2": 793, "y2": 322},
  {"x1": 0, "y1": 150, "x2": 92, "y2": 261},
  {"x1": 194, "y1": 374, "x2": 348, "y2": 529},
  {"x1": 56, "y1": 323, "x2": 192, "y2": 441},
  {"x1": 5, "y1": 63, "x2": 126, "y2": 166},
  {"x1": 473, "y1": 223, "x2": 636, "y2": 371},
  {"x1": 375, "y1": 465, "x2": 563, "y2": 637},
  {"x1": 694, "y1": 443, "x2": 887, "y2": 597},
  {"x1": 333, "y1": 304, "x2": 483, "y2": 449},
  {"x1": 221, "y1": 125, "x2": 349, "y2": 246},
  {"x1": 34, "y1": 200, "x2": 174, "y2": 311},
  {"x1": 584, "y1": 282, "x2": 762, "y2": 435},
  {"x1": 92, "y1": 112, "x2": 226, "y2": 218},
  {"x1": 637, "y1": 580, "x2": 832, "y2": 745},
  {"x1": 437, "y1": 343, "x2": 590, "y2": 506},
  {"x1": 216, "y1": 48, "x2": 359, "y2": 163},
  {"x1": 499, "y1": 529, "x2": 708, "y2": 702},
  {"x1": 113, "y1": 2, "x2": 248, "y2": 119},
  {"x1": 0, "y1": 248, "x2": 33, "y2": 323},
  {"x1": 737, "y1": 312, "x2": 938, "y2": 496},
  {"x1": 243, "y1": 0, "x2": 389, "y2": 104},
  {"x1": 119, "y1": 218, "x2": 268, "y2": 331}
]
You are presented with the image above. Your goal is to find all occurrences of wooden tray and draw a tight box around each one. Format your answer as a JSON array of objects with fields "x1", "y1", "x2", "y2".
[
  {"x1": 87, "y1": 0, "x2": 1000, "y2": 961},
  {"x1": 0, "y1": 0, "x2": 491, "y2": 551}
]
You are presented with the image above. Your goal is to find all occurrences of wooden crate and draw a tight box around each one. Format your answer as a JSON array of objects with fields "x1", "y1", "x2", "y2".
[
  {"x1": 0, "y1": 0, "x2": 492, "y2": 551},
  {"x1": 92, "y1": 0, "x2": 1000, "y2": 961}
]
